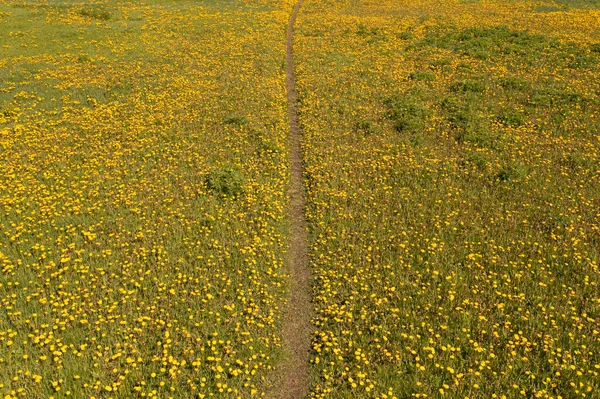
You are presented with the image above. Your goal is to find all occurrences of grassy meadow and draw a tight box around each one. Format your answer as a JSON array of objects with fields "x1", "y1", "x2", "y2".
[
  {"x1": 0, "y1": 0, "x2": 296, "y2": 397},
  {"x1": 1, "y1": 0, "x2": 600, "y2": 398},
  {"x1": 295, "y1": 0, "x2": 600, "y2": 398}
]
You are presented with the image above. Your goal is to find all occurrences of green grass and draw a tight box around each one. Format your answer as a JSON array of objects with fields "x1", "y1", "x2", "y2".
[
  {"x1": 295, "y1": 1, "x2": 600, "y2": 397},
  {"x1": 0, "y1": 0, "x2": 291, "y2": 397},
  {"x1": 3, "y1": 0, "x2": 600, "y2": 397}
]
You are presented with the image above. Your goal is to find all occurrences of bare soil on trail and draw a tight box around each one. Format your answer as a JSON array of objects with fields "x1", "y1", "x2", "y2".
[{"x1": 272, "y1": 0, "x2": 312, "y2": 398}]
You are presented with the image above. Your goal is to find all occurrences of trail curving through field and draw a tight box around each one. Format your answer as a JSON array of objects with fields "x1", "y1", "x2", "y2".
[{"x1": 274, "y1": 0, "x2": 311, "y2": 398}]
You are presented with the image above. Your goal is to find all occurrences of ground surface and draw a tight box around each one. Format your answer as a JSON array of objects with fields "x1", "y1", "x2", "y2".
[
  {"x1": 273, "y1": 1, "x2": 311, "y2": 397},
  {"x1": 1, "y1": 0, "x2": 600, "y2": 398}
]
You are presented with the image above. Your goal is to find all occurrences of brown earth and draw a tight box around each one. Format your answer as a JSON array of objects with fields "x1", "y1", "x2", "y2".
[{"x1": 271, "y1": 0, "x2": 312, "y2": 398}]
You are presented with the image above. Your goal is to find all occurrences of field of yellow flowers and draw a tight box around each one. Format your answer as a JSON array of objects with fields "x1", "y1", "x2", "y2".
[
  {"x1": 0, "y1": 0, "x2": 298, "y2": 397},
  {"x1": 295, "y1": 0, "x2": 600, "y2": 398},
  {"x1": 2, "y1": 0, "x2": 600, "y2": 398}
]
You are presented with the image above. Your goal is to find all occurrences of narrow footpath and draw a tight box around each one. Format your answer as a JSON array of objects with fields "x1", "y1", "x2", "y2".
[{"x1": 274, "y1": 0, "x2": 311, "y2": 398}]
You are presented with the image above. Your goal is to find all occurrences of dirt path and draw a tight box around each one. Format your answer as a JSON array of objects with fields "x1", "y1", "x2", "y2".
[{"x1": 273, "y1": 0, "x2": 311, "y2": 398}]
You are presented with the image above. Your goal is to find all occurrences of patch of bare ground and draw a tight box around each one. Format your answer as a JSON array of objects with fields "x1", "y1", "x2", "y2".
[{"x1": 270, "y1": 0, "x2": 311, "y2": 398}]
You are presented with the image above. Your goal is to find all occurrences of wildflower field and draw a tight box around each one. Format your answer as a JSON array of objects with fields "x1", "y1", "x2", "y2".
[
  {"x1": 0, "y1": 0, "x2": 295, "y2": 397},
  {"x1": 1, "y1": 0, "x2": 600, "y2": 398},
  {"x1": 295, "y1": 0, "x2": 600, "y2": 398}
]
